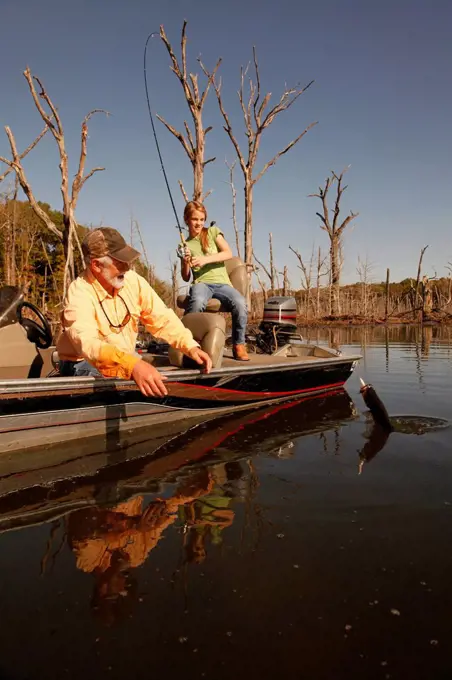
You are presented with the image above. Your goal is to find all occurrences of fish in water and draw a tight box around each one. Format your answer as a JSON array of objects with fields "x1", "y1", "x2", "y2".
[{"x1": 359, "y1": 378, "x2": 393, "y2": 432}]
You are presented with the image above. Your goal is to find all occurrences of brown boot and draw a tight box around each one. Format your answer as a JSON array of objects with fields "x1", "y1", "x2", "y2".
[{"x1": 233, "y1": 344, "x2": 250, "y2": 361}]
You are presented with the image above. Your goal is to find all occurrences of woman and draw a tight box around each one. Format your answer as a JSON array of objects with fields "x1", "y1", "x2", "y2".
[{"x1": 180, "y1": 200, "x2": 249, "y2": 361}]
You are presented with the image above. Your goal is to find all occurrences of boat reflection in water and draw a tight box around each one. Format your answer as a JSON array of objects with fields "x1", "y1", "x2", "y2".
[{"x1": 0, "y1": 388, "x2": 383, "y2": 626}]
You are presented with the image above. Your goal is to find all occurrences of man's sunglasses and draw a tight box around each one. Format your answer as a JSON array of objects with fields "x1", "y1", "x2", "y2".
[{"x1": 99, "y1": 294, "x2": 131, "y2": 331}]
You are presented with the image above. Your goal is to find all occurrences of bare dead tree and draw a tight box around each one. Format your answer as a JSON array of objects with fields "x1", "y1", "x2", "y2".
[
  {"x1": 158, "y1": 22, "x2": 221, "y2": 202},
  {"x1": 289, "y1": 245, "x2": 315, "y2": 318},
  {"x1": 316, "y1": 247, "x2": 328, "y2": 318},
  {"x1": 310, "y1": 168, "x2": 359, "y2": 316},
  {"x1": 224, "y1": 160, "x2": 241, "y2": 258},
  {"x1": 203, "y1": 49, "x2": 317, "y2": 298},
  {"x1": 0, "y1": 186, "x2": 16, "y2": 285},
  {"x1": 0, "y1": 67, "x2": 108, "y2": 295},
  {"x1": 268, "y1": 232, "x2": 276, "y2": 294},
  {"x1": 251, "y1": 262, "x2": 268, "y2": 304},
  {"x1": 443, "y1": 261, "x2": 452, "y2": 311},
  {"x1": 170, "y1": 259, "x2": 179, "y2": 312},
  {"x1": 420, "y1": 274, "x2": 434, "y2": 320},
  {"x1": 0, "y1": 122, "x2": 51, "y2": 185},
  {"x1": 178, "y1": 180, "x2": 189, "y2": 202},
  {"x1": 130, "y1": 218, "x2": 155, "y2": 287},
  {"x1": 278, "y1": 265, "x2": 289, "y2": 296},
  {"x1": 385, "y1": 268, "x2": 390, "y2": 321},
  {"x1": 413, "y1": 245, "x2": 429, "y2": 319},
  {"x1": 356, "y1": 255, "x2": 375, "y2": 319},
  {"x1": 252, "y1": 249, "x2": 272, "y2": 292},
  {"x1": 40, "y1": 238, "x2": 62, "y2": 303}
]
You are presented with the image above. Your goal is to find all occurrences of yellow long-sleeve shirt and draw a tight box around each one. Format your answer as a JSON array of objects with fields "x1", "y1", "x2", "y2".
[{"x1": 56, "y1": 269, "x2": 198, "y2": 379}]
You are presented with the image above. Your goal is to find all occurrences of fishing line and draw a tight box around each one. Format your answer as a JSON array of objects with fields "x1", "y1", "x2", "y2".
[{"x1": 143, "y1": 32, "x2": 185, "y2": 243}]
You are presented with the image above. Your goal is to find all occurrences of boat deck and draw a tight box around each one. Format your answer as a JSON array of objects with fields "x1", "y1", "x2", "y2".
[
  {"x1": 144, "y1": 348, "x2": 331, "y2": 372},
  {"x1": 221, "y1": 351, "x2": 321, "y2": 367}
]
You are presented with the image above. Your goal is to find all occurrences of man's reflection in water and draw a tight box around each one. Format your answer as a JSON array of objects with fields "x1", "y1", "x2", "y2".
[{"x1": 66, "y1": 462, "x2": 242, "y2": 623}]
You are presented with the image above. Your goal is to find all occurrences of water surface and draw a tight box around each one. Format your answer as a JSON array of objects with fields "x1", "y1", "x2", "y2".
[{"x1": 0, "y1": 325, "x2": 451, "y2": 680}]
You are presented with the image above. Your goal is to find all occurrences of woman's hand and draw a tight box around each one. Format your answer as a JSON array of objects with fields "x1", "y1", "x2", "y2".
[{"x1": 191, "y1": 254, "x2": 209, "y2": 268}]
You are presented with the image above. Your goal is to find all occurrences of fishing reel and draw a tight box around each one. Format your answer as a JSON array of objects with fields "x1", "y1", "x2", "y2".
[{"x1": 176, "y1": 243, "x2": 188, "y2": 260}]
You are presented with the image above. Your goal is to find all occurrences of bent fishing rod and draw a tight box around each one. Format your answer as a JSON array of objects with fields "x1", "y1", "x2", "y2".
[
  {"x1": 143, "y1": 32, "x2": 217, "y2": 262},
  {"x1": 143, "y1": 31, "x2": 186, "y2": 251}
]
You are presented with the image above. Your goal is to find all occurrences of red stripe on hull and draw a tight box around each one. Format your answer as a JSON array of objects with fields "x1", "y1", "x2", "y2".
[{"x1": 171, "y1": 380, "x2": 345, "y2": 399}]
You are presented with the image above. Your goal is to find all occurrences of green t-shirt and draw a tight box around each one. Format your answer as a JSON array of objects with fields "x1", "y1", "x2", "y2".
[{"x1": 186, "y1": 226, "x2": 232, "y2": 286}]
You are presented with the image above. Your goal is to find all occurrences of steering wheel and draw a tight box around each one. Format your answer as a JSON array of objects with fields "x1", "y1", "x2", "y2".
[{"x1": 17, "y1": 301, "x2": 53, "y2": 349}]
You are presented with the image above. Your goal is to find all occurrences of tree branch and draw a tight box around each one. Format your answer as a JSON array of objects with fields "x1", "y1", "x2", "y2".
[
  {"x1": 201, "y1": 189, "x2": 213, "y2": 201},
  {"x1": 0, "y1": 122, "x2": 51, "y2": 184},
  {"x1": 23, "y1": 68, "x2": 60, "y2": 137},
  {"x1": 160, "y1": 23, "x2": 194, "y2": 105},
  {"x1": 252, "y1": 249, "x2": 272, "y2": 283},
  {"x1": 252, "y1": 46, "x2": 261, "y2": 128},
  {"x1": 261, "y1": 80, "x2": 314, "y2": 130},
  {"x1": 209, "y1": 76, "x2": 247, "y2": 176},
  {"x1": 183, "y1": 120, "x2": 195, "y2": 153},
  {"x1": 72, "y1": 109, "x2": 109, "y2": 208},
  {"x1": 156, "y1": 114, "x2": 194, "y2": 160},
  {"x1": 178, "y1": 180, "x2": 189, "y2": 202},
  {"x1": 2, "y1": 127, "x2": 63, "y2": 240},
  {"x1": 253, "y1": 121, "x2": 318, "y2": 185},
  {"x1": 199, "y1": 58, "x2": 222, "y2": 108}
]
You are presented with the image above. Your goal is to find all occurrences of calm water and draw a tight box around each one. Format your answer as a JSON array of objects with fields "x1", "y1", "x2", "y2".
[{"x1": 1, "y1": 325, "x2": 452, "y2": 680}]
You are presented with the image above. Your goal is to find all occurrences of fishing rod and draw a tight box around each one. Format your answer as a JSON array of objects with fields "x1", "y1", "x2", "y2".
[{"x1": 143, "y1": 31, "x2": 186, "y2": 249}]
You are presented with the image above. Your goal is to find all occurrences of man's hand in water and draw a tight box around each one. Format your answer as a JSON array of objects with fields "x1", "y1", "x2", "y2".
[
  {"x1": 186, "y1": 347, "x2": 212, "y2": 373},
  {"x1": 132, "y1": 360, "x2": 168, "y2": 397}
]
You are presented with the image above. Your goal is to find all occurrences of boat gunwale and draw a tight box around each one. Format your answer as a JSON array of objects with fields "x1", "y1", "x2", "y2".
[{"x1": 0, "y1": 353, "x2": 362, "y2": 397}]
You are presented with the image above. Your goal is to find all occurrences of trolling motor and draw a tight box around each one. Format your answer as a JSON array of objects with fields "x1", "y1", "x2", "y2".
[{"x1": 254, "y1": 296, "x2": 302, "y2": 354}]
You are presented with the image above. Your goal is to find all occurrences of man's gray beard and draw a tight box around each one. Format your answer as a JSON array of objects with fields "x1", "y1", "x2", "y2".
[{"x1": 104, "y1": 271, "x2": 126, "y2": 290}]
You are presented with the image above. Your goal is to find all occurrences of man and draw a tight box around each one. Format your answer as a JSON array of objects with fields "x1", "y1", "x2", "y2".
[{"x1": 57, "y1": 227, "x2": 212, "y2": 396}]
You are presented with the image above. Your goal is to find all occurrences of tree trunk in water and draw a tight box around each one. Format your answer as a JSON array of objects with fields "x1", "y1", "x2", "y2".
[
  {"x1": 171, "y1": 262, "x2": 178, "y2": 312},
  {"x1": 243, "y1": 179, "x2": 253, "y2": 308},
  {"x1": 385, "y1": 268, "x2": 390, "y2": 321},
  {"x1": 330, "y1": 236, "x2": 341, "y2": 316},
  {"x1": 421, "y1": 276, "x2": 432, "y2": 321},
  {"x1": 282, "y1": 265, "x2": 288, "y2": 296},
  {"x1": 193, "y1": 151, "x2": 203, "y2": 202},
  {"x1": 62, "y1": 215, "x2": 76, "y2": 298},
  {"x1": 269, "y1": 232, "x2": 275, "y2": 294}
]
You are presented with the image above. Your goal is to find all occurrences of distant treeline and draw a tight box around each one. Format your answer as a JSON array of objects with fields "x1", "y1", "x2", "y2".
[
  {"x1": 0, "y1": 198, "x2": 172, "y2": 316},
  {"x1": 1, "y1": 198, "x2": 451, "y2": 325}
]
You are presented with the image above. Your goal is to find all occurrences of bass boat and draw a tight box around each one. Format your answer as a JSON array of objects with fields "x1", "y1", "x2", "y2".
[{"x1": 0, "y1": 285, "x2": 361, "y2": 453}]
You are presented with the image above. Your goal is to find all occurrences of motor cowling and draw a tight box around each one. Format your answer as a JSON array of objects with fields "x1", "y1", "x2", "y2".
[
  {"x1": 260, "y1": 296, "x2": 298, "y2": 332},
  {"x1": 256, "y1": 296, "x2": 300, "y2": 354}
]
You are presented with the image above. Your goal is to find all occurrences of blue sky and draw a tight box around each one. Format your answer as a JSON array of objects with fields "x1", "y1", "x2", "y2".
[{"x1": 1, "y1": 0, "x2": 451, "y2": 289}]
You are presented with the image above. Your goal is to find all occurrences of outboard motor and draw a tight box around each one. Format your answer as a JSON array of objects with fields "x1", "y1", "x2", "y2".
[{"x1": 255, "y1": 296, "x2": 301, "y2": 354}]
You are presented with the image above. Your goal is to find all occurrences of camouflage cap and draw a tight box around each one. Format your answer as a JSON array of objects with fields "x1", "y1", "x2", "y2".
[{"x1": 82, "y1": 227, "x2": 141, "y2": 263}]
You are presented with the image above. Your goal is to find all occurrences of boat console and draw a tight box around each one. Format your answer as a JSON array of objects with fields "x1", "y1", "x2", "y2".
[{"x1": 0, "y1": 287, "x2": 55, "y2": 379}]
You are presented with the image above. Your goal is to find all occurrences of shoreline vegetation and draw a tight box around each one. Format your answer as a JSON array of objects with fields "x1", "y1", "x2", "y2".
[{"x1": 1, "y1": 199, "x2": 451, "y2": 332}]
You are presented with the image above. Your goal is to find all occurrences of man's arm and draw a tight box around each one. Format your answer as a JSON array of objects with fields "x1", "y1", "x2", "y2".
[{"x1": 138, "y1": 276, "x2": 212, "y2": 373}]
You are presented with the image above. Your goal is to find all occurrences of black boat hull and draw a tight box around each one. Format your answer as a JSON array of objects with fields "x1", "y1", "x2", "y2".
[{"x1": 0, "y1": 353, "x2": 360, "y2": 453}]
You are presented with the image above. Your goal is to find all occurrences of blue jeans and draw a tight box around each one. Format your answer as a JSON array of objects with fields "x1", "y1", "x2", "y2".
[
  {"x1": 185, "y1": 283, "x2": 248, "y2": 345},
  {"x1": 59, "y1": 359, "x2": 102, "y2": 377}
]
